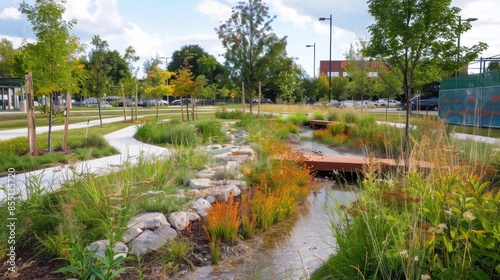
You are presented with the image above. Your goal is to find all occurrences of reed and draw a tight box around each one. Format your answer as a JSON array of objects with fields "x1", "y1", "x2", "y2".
[{"x1": 203, "y1": 194, "x2": 240, "y2": 246}]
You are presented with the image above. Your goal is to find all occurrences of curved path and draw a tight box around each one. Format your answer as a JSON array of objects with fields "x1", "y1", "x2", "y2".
[{"x1": 0, "y1": 122, "x2": 168, "y2": 201}]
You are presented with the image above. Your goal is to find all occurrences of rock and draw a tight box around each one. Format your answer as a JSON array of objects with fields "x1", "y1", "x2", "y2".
[
  {"x1": 215, "y1": 184, "x2": 241, "y2": 201},
  {"x1": 128, "y1": 226, "x2": 178, "y2": 256},
  {"x1": 214, "y1": 179, "x2": 247, "y2": 189},
  {"x1": 86, "y1": 240, "x2": 128, "y2": 260},
  {"x1": 167, "y1": 211, "x2": 190, "y2": 230},
  {"x1": 192, "y1": 198, "x2": 212, "y2": 217},
  {"x1": 195, "y1": 169, "x2": 216, "y2": 179},
  {"x1": 187, "y1": 209, "x2": 201, "y2": 222},
  {"x1": 225, "y1": 161, "x2": 240, "y2": 172},
  {"x1": 127, "y1": 212, "x2": 169, "y2": 230},
  {"x1": 189, "y1": 178, "x2": 213, "y2": 189},
  {"x1": 122, "y1": 227, "x2": 143, "y2": 243},
  {"x1": 199, "y1": 185, "x2": 241, "y2": 202},
  {"x1": 231, "y1": 146, "x2": 254, "y2": 156},
  {"x1": 205, "y1": 195, "x2": 216, "y2": 204}
]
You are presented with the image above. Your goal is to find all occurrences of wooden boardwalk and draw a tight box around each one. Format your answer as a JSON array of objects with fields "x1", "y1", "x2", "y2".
[{"x1": 303, "y1": 155, "x2": 431, "y2": 173}]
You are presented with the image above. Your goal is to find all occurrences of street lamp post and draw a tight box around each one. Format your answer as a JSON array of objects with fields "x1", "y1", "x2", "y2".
[
  {"x1": 456, "y1": 16, "x2": 477, "y2": 76},
  {"x1": 306, "y1": 43, "x2": 316, "y2": 78},
  {"x1": 319, "y1": 15, "x2": 332, "y2": 103},
  {"x1": 159, "y1": 56, "x2": 171, "y2": 85}
]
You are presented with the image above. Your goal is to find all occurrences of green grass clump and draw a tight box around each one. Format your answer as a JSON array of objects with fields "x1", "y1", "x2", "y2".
[
  {"x1": 134, "y1": 121, "x2": 200, "y2": 147},
  {"x1": 327, "y1": 111, "x2": 340, "y2": 121},
  {"x1": 287, "y1": 112, "x2": 309, "y2": 125},
  {"x1": 343, "y1": 112, "x2": 358, "y2": 124},
  {"x1": 195, "y1": 120, "x2": 228, "y2": 144},
  {"x1": 215, "y1": 107, "x2": 244, "y2": 119},
  {"x1": 311, "y1": 111, "x2": 326, "y2": 120}
]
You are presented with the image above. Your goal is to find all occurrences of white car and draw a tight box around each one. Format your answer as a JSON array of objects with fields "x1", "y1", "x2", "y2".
[
  {"x1": 156, "y1": 99, "x2": 169, "y2": 106},
  {"x1": 375, "y1": 99, "x2": 401, "y2": 107}
]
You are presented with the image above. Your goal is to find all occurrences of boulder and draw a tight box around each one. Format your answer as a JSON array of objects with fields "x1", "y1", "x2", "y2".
[
  {"x1": 189, "y1": 178, "x2": 213, "y2": 189},
  {"x1": 127, "y1": 212, "x2": 169, "y2": 230},
  {"x1": 122, "y1": 227, "x2": 143, "y2": 243},
  {"x1": 128, "y1": 226, "x2": 178, "y2": 256},
  {"x1": 192, "y1": 198, "x2": 212, "y2": 217},
  {"x1": 86, "y1": 240, "x2": 128, "y2": 260},
  {"x1": 167, "y1": 211, "x2": 190, "y2": 230}
]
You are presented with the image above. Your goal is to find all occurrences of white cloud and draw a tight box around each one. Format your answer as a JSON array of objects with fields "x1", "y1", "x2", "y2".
[
  {"x1": 270, "y1": 0, "x2": 313, "y2": 29},
  {"x1": 195, "y1": 0, "x2": 232, "y2": 22},
  {"x1": 0, "y1": 7, "x2": 21, "y2": 20},
  {"x1": 64, "y1": 0, "x2": 126, "y2": 37}
]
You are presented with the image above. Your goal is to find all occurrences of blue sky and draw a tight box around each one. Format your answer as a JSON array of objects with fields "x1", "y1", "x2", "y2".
[{"x1": 1, "y1": 0, "x2": 499, "y2": 79}]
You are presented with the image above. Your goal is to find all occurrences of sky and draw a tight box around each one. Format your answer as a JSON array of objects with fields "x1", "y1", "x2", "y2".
[{"x1": 0, "y1": 0, "x2": 499, "y2": 79}]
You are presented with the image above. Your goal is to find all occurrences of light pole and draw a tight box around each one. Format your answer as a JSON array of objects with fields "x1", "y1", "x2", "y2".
[
  {"x1": 319, "y1": 15, "x2": 332, "y2": 103},
  {"x1": 159, "y1": 56, "x2": 171, "y2": 85},
  {"x1": 306, "y1": 43, "x2": 316, "y2": 78},
  {"x1": 456, "y1": 16, "x2": 477, "y2": 76}
]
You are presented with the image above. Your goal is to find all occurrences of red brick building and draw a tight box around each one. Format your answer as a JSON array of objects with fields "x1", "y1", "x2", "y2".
[{"x1": 319, "y1": 60, "x2": 385, "y2": 78}]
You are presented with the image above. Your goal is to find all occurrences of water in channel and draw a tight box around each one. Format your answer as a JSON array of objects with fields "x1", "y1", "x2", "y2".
[{"x1": 182, "y1": 185, "x2": 357, "y2": 279}]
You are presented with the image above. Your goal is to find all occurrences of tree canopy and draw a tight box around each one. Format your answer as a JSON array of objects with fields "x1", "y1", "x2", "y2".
[
  {"x1": 215, "y1": 0, "x2": 287, "y2": 109},
  {"x1": 364, "y1": 0, "x2": 488, "y2": 157}
]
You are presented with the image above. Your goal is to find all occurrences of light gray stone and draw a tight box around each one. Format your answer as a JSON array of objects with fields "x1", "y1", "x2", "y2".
[
  {"x1": 205, "y1": 195, "x2": 216, "y2": 204},
  {"x1": 189, "y1": 178, "x2": 213, "y2": 189},
  {"x1": 231, "y1": 146, "x2": 254, "y2": 156},
  {"x1": 199, "y1": 185, "x2": 241, "y2": 202},
  {"x1": 127, "y1": 212, "x2": 169, "y2": 230},
  {"x1": 214, "y1": 179, "x2": 247, "y2": 189},
  {"x1": 195, "y1": 170, "x2": 216, "y2": 179},
  {"x1": 167, "y1": 211, "x2": 190, "y2": 230},
  {"x1": 86, "y1": 240, "x2": 128, "y2": 260},
  {"x1": 187, "y1": 209, "x2": 201, "y2": 221},
  {"x1": 215, "y1": 184, "x2": 241, "y2": 201},
  {"x1": 128, "y1": 226, "x2": 178, "y2": 256},
  {"x1": 192, "y1": 198, "x2": 212, "y2": 217},
  {"x1": 122, "y1": 227, "x2": 143, "y2": 243}
]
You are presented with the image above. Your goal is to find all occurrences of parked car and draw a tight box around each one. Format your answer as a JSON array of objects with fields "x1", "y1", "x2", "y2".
[
  {"x1": 171, "y1": 98, "x2": 196, "y2": 105},
  {"x1": 411, "y1": 97, "x2": 439, "y2": 111},
  {"x1": 72, "y1": 100, "x2": 87, "y2": 107},
  {"x1": 251, "y1": 98, "x2": 273, "y2": 104},
  {"x1": 375, "y1": 99, "x2": 401, "y2": 107},
  {"x1": 156, "y1": 99, "x2": 169, "y2": 106},
  {"x1": 330, "y1": 100, "x2": 340, "y2": 107},
  {"x1": 339, "y1": 100, "x2": 366, "y2": 108},
  {"x1": 117, "y1": 100, "x2": 133, "y2": 107},
  {"x1": 87, "y1": 100, "x2": 112, "y2": 108}
]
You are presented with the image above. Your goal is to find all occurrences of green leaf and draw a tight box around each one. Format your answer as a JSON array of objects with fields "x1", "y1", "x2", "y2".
[{"x1": 442, "y1": 235, "x2": 454, "y2": 252}]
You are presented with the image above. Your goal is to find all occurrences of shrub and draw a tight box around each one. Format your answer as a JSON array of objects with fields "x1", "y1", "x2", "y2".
[
  {"x1": 311, "y1": 111, "x2": 326, "y2": 120},
  {"x1": 327, "y1": 111, "x2": 340, "y2": 121},
  {"x1": 195, "y1": 120, "x2": 227, "y2": 144},
  {"x1": 215, "y1": 107, "x2": 244, "y2": 119},
  {"x1": 343, "y1": 112, "x2": 358, "y2": 124},
  {"x1": 287, "y1": 112, "x2": 309, "y2": 125},
  {"x1": 328, "y1": 121, "x2": 346, "y2": 136}
]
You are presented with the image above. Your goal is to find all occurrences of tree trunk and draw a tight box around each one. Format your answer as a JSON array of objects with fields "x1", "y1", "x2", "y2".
[
  {"x1": 62, "y1": 89, "x2": 71, "y2": 152},
  {"x1": 48, "y1": 92, "x2": 53, "y2": 153}
]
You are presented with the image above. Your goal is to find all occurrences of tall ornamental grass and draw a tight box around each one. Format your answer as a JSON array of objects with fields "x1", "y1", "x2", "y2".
[{"x1": 312, "y1": 120, "x2": 500, "y2": 280}]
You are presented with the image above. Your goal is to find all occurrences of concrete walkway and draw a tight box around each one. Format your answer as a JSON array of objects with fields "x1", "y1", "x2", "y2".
[{"x1": 0, "y1": 122, "x2": 169, "y2": 201}]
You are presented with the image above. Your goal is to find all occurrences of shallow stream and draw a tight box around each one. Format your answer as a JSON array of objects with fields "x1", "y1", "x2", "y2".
[{"x1": 182, "y1": 186, "x2": 357, "y2": 279}]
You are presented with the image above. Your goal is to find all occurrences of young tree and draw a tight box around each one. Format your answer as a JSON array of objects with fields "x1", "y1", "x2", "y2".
[
  {"x1": 170, "y1": 66, "x2": 203, "y2": 122},
  {"x1": 144, "y1": 65, "x2": 174, "y2": 121},
  {"x1": 86, "y1": 35, "x2": 111, "y2": 128},
  {"x1": 364, "y1": 0, "x2": 487, "y2": 158},
  {"x1": 0, "y1": 39, "x2": 17, "y2": 77},
  {"x1": 20, "y1": 0, "x2": 77, "y2": 152},
  {"x1": 121, "y1": 46, "x2": 140, "y2": 121},
  {"x1": 216, "y1": 0, "x2": 287, "y2": 112}
]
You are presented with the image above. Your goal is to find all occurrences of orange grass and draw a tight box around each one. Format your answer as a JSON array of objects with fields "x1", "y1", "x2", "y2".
[{"x1": 203, "y1": 194, "x2": 240, "y2": 246}]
